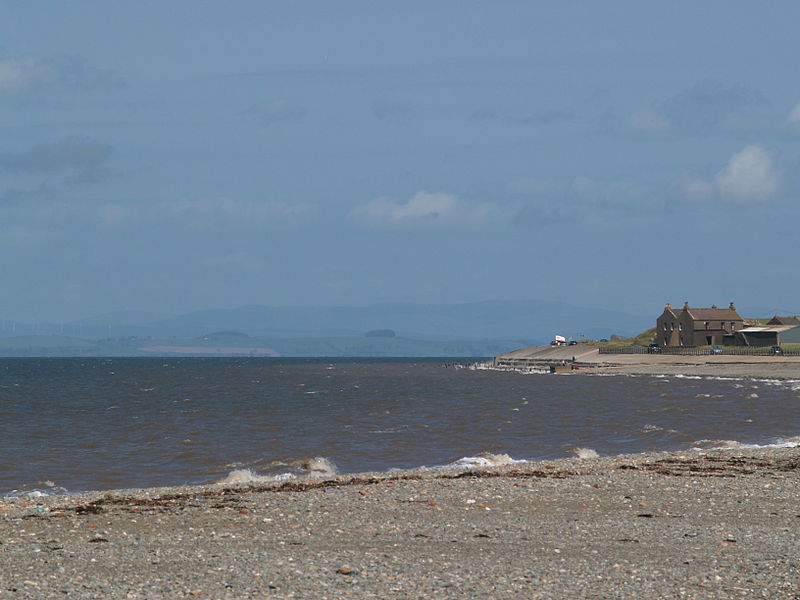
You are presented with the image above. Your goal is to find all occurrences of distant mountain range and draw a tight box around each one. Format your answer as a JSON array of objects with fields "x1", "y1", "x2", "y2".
[
  {"x1": 2, "y1": 300, "x2": 794, "y2": 357},
  {"x1": 0, "y1": 300, "x2": 651, "y2": 342}
]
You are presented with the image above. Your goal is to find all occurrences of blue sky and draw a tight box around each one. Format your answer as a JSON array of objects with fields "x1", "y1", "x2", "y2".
[{"x1": 1, "y1": 1, "x2": 799, "y2": 322}]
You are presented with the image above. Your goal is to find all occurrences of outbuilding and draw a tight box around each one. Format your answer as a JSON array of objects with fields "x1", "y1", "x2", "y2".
[{"x1": 736, "y1": 324, "x2": 800, "y2": 347}]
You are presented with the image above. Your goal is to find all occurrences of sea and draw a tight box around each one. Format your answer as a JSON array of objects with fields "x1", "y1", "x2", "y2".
[{"x1": 2, "y1": 357, "x2": 799, "y2": 497}]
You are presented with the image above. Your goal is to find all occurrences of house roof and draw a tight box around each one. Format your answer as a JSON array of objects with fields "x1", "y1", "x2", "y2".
[{"x1": 684, "y1": 307, "x2": 743, "y2": 321}]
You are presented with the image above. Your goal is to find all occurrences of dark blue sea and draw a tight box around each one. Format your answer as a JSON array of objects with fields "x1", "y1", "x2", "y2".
[{"x1": 1, "y1": 358, "x2": 799, "y2": 496}]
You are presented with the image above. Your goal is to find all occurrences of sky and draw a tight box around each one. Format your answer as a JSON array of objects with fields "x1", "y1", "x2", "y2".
[{"x1": 1, "y1": 1, "x2": 799, "y2": 322}]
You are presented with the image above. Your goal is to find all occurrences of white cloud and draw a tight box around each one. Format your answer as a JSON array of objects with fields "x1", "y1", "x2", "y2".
[
  {"x1": 349, "y1": 191, "x2": 507, "y2": 228},
  {"x1": 715, "y1": 145, "x2": 781, "y2": 202},
  {"x1": 677, "y1": 144, "x2": 781, "y2": 204}
]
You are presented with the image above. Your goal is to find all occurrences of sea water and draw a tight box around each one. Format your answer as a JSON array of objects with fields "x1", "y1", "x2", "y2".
[{"x1": 1, "y1": 357, "x2": 799, "y2": 496}]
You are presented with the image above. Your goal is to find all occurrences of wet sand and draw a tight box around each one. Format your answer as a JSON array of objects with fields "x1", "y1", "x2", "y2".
[{"x1": 2, "y1": 447, "x2": 799, "y2": 599}]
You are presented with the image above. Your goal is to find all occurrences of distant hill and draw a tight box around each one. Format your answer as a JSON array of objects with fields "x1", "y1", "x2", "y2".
[
  {"x1": 0, "y1": 300, "x2": 651, "y2": 354},
  {"x1": 139, "y1": 300, "x2": 649, "y2": 341},
  {"x1": 0, "y1": 334, "x2": 536, "y2": 358}
]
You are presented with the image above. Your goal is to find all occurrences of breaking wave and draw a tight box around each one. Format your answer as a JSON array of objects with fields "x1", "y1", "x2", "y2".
[
  {"x1": 439, "y1": 452, "x2": 528, "y2": 469},
  {"x1": 216, "y1": 456, "x2": 338, "y2": 485},
  {"x1": 692, "y1": 436, "x2": 800, "y2": 451},
  {"x1": 573, "y1": 447, "x2": 599, "y2": 459}
]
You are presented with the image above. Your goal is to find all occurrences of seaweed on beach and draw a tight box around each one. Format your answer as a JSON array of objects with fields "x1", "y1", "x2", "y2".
[
  {"x1": 442, "y1": 468, "x2": 576, "y2": 480},
  {"x1": 61, "y1": 473, "x2": 430, "y2": 514},
  {"x1": 618, "y1": 454, "x2": 800, "y2": 477}
]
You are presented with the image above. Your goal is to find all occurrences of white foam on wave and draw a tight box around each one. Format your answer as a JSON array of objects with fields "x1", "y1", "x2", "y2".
[
  {"x1": 573, "y1": 447, "x2": 599, "y2": 459},
  {"x1": 217, "y1": 469, "x2": 277, "y2": 485},
  {"x1": 3, "y1": 487, "x2": 69, "y2": 499},
  {"x1": 3, "y1": 479, "x2": 70, "y2": 499},
  {"x1": 641, "y1": 424, "x2": 663, "y2": 432},
  {"x1": 692, "y1": 435, "x2": 800, "y2": 451},
  {"x1": 367, "y1": 425, "x2": 410, "y2": 434},
  {"x1": 443, "y1": 452, "x2": 528, "y2": 469},
  {"x1": 216, "y1": 456, "x2": 338, "y2": 485}
]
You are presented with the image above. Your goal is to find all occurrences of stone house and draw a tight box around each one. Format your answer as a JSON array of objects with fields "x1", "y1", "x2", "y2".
[{"x1": 656, "y1": 302, "x2": 744, "y2": 347}]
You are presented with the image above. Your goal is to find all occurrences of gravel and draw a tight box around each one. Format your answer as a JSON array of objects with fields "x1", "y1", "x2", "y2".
[{"x1": 2, "y1": 447, "x2": 799, "y2": 598}]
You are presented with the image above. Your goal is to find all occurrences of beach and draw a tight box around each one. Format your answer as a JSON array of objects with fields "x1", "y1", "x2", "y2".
[
  {"x1": 589, "y1": 357, "x2": 800, "y2": 380},
  {"x1": 495, "y1": 345, "x2": 800, "y2": 380},
  {"x1": 2, "y1": 446, "x2": 799, "y2": 599}
]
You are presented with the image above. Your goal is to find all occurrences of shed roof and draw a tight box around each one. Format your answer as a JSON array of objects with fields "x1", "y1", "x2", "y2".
[{"x1": 738, "y1": 325, "x2": 796, "y2": 334}]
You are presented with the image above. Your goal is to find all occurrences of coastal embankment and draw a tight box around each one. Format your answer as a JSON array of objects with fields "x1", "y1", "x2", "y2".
[
  {"x1": 494, "y1": 345, "x2": 800, "y2": 379},
  {"x1": 2, "y1": 447, "x2": 798, "y2": 598}
]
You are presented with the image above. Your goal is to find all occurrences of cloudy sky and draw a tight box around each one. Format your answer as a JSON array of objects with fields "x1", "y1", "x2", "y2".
[{"x1": 1, "y1": 1, "x2": 799, "y2": 322}]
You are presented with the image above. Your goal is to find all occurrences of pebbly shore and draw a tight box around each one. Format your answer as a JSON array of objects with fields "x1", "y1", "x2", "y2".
[{"x1": 2, "y1": 446, "x2": 799, "y2": 599}]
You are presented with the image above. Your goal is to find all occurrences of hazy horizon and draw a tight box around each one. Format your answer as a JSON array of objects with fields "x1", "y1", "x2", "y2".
[{"x1": 3, "y1": 2, "x2": 799, "y2": 322}]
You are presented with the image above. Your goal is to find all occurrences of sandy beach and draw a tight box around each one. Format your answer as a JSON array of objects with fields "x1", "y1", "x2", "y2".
[{"x1": 2, "y1": 446, "x2": 798, "y2": 599}]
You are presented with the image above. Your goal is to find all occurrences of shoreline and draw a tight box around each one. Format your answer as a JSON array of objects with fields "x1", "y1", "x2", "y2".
[
  {"x1": 492, "y1": 345, "x2": 800, "y2": 380},
  {"x1": 2, "y1": 446, "x2": 798, "y2": 598},
  {"x1": 3, "y1": 444, "x2": 798, "y2": 512}
]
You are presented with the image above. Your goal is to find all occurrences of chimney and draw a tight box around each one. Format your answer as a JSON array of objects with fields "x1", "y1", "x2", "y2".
[
  {"x1": 665, "y1": 302, "x2": 671, "y2": 309},
  {"x1": 729, "y1": 302, "x2": 736, "y2": 311},
  {"x1": 683, "y1": 301, "x2": 689, "y2": 310}
]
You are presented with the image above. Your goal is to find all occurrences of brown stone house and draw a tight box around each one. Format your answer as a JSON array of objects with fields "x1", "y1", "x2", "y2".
[{"x1": 656, "y1": 302, "x2": 744, "y2": 347}]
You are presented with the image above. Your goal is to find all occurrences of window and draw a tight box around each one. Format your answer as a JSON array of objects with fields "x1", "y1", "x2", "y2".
[{"x1": 704, "y1": 321, "x2": 709, "y2": 329}]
